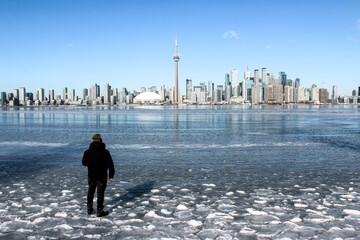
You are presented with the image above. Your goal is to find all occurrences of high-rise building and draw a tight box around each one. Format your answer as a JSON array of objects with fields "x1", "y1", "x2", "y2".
[
  {"x1": 332, "y1": 86, "x2": 339, "y2": 100},
  {"x1": 104, "y1": 83, "x2": 110, "y2": 103},
  {"x1": 279, "y1": 72, "x2": 287, "y2": 91},
  {"x1": 19, "y1": 87, "x2": 26, "y2": 105},
  {"x1": 215, "y1": 85, "x2": 223, "y2": 102},
  {"x1": 225, "y1": 74, "x2": 230, "y2": 86},
  {"x1": 358, "y1": 86, "x2": 360, "y2": 96},
  {"x1": 186, "y1": 79, "x2": 192, "y2": 100},
  {"x1": 261, "y1": 68, "x2": 267, "y2": 84},
  {"x1": 251, "y1": 85, "x2": 263, "y2": 104},
  {"x1": 231, "y1": 69, "x2": 239, "y2": 87},
  {"x1": 173, "y1": 33, "x2": 180, "y2": 104},
  {"x1": 69, "y1": 89, "x2": 76, "y2": 101},
  {"x1": 319, "y1": 88, "x2": 329, "y2": 104},
  {"x1": 1, "y1": 92, "x2": 7, "y2": 105},
  {"x1": 311, "y1": 84, "x2": 319, "y2": 103},
  {"x1": 63, "y1": 87, "x2": 68, "y2": 100},
  {"x1": 13, "y1": 89, "x2": 19, "y2": 99},
  {"x1": 83, "y1": 88, "x2": 88, "y2": 100},
  {"x1": 295, "y1": 78, "x2": 300, "y2": 88},
  {"x1": 295, "y1": 86, "x2": 305, "y2": 102},
  {"x1": 49, "y1": 89, "x2": 55, "y2": 101},
  {"x1": 264, "y1": 85, "x2": 283, "y2": 103},
  {"x1": 208, "y1": 81, "x2": 214, "y2": 102},
  {"x1": 244, "y1": 69, "x2": 251, "y2": 80},
  {"x1": 254, "y1": 69, "x2": 260, "y2": 85},
  {"x1": 37, "y1": 88, "x2": 45, "y2": 102},
  {"x1": 284, "y1": 86, "x2": 294, "y2": 103},
  {"x1": 141, "y1": 87, "x2": 146, "y2": 93},
  {"x1": 225, "y1": 84, "x2": 232, "y2": 102},
  {"x1": 160, "y1": 85, "x2": 165, "y2": 101}
]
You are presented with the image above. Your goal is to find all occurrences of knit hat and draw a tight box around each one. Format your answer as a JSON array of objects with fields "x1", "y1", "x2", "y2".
[{"x1": 92, "y1": 134, "x2": 102, "y2": 142}]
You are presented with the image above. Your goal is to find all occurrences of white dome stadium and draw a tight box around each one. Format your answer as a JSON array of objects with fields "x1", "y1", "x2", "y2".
[{"x1": 134, "y1": 92, "x2": 161, "y2": 104}]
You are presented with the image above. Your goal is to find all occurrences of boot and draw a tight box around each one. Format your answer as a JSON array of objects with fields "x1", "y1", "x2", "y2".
[
  {"x1": 97, "y1": 209, "x2": 109, "y2": 217},
  {"x1": 87, "y1": 207, "x2": 94, "y2": 215}
]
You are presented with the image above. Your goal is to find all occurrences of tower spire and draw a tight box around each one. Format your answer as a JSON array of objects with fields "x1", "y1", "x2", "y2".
[{"x1": 173, "y1": 33, "x2": 180, "y2": 104}]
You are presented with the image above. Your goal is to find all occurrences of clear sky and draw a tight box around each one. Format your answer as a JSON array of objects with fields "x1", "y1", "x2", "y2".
[{"x1": 0, "y1": 0, "x2": 359, "y2": 96}]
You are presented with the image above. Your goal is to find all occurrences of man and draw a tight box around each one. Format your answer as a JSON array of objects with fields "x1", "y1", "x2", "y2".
[{"x1": 82, "y1": 134, "x2": 115, "y2": 217}]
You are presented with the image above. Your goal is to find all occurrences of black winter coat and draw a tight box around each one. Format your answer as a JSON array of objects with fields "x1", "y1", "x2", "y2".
[{"x1": 82, "y1": 141, "x2": 115, "y2": 180}]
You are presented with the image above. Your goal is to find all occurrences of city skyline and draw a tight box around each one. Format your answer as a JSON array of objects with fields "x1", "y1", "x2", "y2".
[{"x1": 0, "y1": 1, "x2": 360, "y2": 95}]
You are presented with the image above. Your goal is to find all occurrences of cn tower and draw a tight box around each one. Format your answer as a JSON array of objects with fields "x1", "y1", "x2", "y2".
[{"x1": 173, "y1": 33, "x2": 180, "y2": 104}]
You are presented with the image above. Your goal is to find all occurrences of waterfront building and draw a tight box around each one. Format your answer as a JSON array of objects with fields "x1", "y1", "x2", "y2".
[
  {"x1": 160, "y1": 85, "x2": 165, "y2": 101},
  {"x1": 279, "y1": 72, "x2": 287, "y2": 91},
  {"x1": 104, "y1": 83, "x2": 110, "y2": 103},
  {"x1": 134, "y1": 92, "x2": 161, "y2": 104},
  {"x1": 49, "y1": 89, "x2": 55, "y2": 101},
  {"x1": 208, "y1": 81, "x2": 214, "y2": 102},
  {"x1": 254, "y1": 69, "x2": 260, "y2": 85},
  {"x1": 1, "y1": 92, "x2": 7, "y2": 105},
  {"x1": 173, "y1": 34, "x2": 180, "y2": 104},
  {"x1": 294, "y1": 86, "x2": 305, "y2": 102},
  {"x1": 251, "y1": 85, "x2": 263, "y2": 104},
  {"x1": 68, "y1": 89, "x2": 75, "y2": 101},
  {"x1": 63, "y1": 87, "x2": 68, "y2": 100},
  {"x1": 83, "y1": 88, "x2": 88, "y2": 100},
  {"x1": 319, "y1": 88, "x2": 329, "y2": 104},
  {"x1": 19, "y1": 87, "x2": 26, "y2": 105},
  {"x1": 284, "y1": 86, "x2": 294, "y2": 103},
  {"x1": 261, "y1": 68, "x2": 267, "y2": 84},
  {"x1": 331, "y1": 85, "x2": 339, "y2": 104},
  {"x1": 215, "y1": 85, "x2": 223, "y2": 103},
  {"x1": 264, "y1": 85, "x2": 283, "y2": 104},
  {"x1": 358, "y1": 86, "x2": 360, "y2": 96},
  {"x1": 37, "y1": 88, "x2": 45, "y2": 102},
  {"x1": 186, "y1": 79, "x2": 192, "y2": 100},
  {"x1": 295, "y1": 78, "x2": 300, "y2": 88},
  {"x1": 311, "y1": 85, "x2": 320, "y2": 103},
  {"x1": 13, "y1": 89, "x2": 19, "y2": 100},
  {"x1": 8, "y1": 93, "x2": 14, "y2": 101},
  {"x1": 225, "y1": 84, "x2": 232, "y2": 102}
]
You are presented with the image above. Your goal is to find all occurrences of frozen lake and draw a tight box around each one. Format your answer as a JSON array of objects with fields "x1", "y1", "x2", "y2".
[{"x1": 0, "y1": 105, "x2": 360, "y2": 239}]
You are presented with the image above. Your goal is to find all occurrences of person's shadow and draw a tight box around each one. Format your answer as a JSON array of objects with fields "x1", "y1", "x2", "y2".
[{"x1": 109, "y1": 181, "x2": 155, "y2": 211}]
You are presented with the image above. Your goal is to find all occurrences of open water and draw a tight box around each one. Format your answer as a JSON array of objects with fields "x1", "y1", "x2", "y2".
[{"x1": 0, "y1": 105, "x2": 359, "y2": 239}]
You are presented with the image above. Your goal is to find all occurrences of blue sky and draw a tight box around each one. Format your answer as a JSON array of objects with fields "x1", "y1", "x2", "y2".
[{"x1": 0, "y1": 0, "x2": 359, "y2": 96}]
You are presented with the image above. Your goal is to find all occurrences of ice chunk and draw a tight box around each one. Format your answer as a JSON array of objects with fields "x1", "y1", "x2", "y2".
[
  {"x1": 202, "y1": 183, "x2": 216, "y2": 188},
  {"x1": 226, "y1": 192, "x2": 234, "y2": 196},
  {"x1": 343, "y1": 209, "x2": 360, "y2": 216},
  {"x1": 57, "y1": 224, "x2": 73, "y2": 230},
  {"x1": 161, "y1": 209, "x2": 172, "y2": 215},
  {"x1": 55, "y1": 212, "x2": 67, "y2": 218},
  {"x1": 294, "y1": 203, "x2": 308, "y2": 208},
  {"x1": 176, "y1": 204, "x2": 188, "y2": 211},
  {"x1": 187, "y1": 220, "x2": 203, "y2": 228},
  {"x1": 206, "y1": 212, "x2": 234, "y2": 220},
  {"x1": 236, "y1": 190, "x2": 246, "y2": 195},
  {"x1": 245, "y1": 208, "x2": 269, "y2": 216},
  {"x1": 23, "y1": 197, "x2": 32, "y2": 202},
  {"x1": 240, "y1": 227, "x2": 256, "y2": 235}
]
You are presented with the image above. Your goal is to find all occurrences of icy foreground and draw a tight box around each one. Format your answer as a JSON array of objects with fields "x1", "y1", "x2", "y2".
[
  {"x1": 1, "y1": 167, "x2": 360, "y2": 240},
  {"x1": 1, "y1": 106, "x2": 360, "y2": 239}
]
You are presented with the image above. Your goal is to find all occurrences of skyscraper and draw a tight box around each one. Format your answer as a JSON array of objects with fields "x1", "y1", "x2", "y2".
[
  {"x1": 225, "y1": 74, "x2": 230, "y2": 86},
  {"x1": 104, "y1": 83, "x2": 110, "y2": 103},
  {"x1": 19, "y1": 87, "x2": 26, "y2": 105},
  {"x1": 38, "y1": 88, "x2": 45, "y2": 102},
  {"x1": 254, "y1": 69, "x2": 260, "y2": 85},
  {"x1": 332, "y1": 86, "x2": 339, "y2": 100},
  {"x1": 279, "y1": 72, "x2": 287, "y2": 91},
  {"x1": 261, "y1": 68, "x2": 267, "y2": 84},
  {"x1": 63, "y1": 87, "x2": 68, "y2": 100},
  {"x1": 49, "y1": 89, "x2": 55, "y2": 101},
  {"x1": 231, "y1": 69, "x2": 239, "y2": 87},
  {"x1": 186, "y1": 79, "x2": 192, "y2": 100},
  {"x1": 173, "y1": 33, "x2": 180, "y2": 104}
]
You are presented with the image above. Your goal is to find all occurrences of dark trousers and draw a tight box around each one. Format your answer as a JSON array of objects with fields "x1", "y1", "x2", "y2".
[{"x1": 87, "y1": 177, "x2": 107, "y2": 212}]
